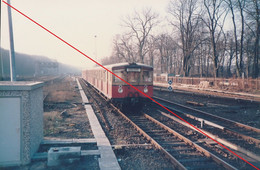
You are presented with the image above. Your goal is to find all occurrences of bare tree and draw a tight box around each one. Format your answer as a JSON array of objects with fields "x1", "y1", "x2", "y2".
[
  {"x1": 112, "y1": 34, "x2": 137, "y2": 63},
  {"x1": 155, "y1": 33, "x2": 176, "y2": 74},
  {"x1": 244, "y1": 31, "x2": 255, "y2": 77},
  {"x1": 202, "y1": 0, "x2": 228, "y2": 78},
  {"x1": 225, "y1": 0, "x2": 246, "y2": 77},
  {"x1": 168, "y1": 0, "x2": 203, "y2": 77},
  {"x1": 122, "y1": 8, "x2": 159, "y2": 63},
  {"x1": 225, "y1": 32, "x2": 236, "y2": 77},
  {"x1": 245, "y1": 0, "x2": 259, "y2": 78},
  {"x1": 237, "y1": 0, "x2": 246, "y2": 77},
  {"x1": 101, "y1": 55, "x2": 118, "y2": 65},
  {"x1": 146, "y1": 36, "x2": 156, "y2": 67},
  {"x1": 195, "y1": 20, "x2": 210, "y2": 77},
  {"x1": 217, "y1": 34, "x2": 228, "y2": 77}
]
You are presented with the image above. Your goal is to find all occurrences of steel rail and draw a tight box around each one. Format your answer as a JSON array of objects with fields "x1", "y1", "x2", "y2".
[
  {"x1": 160, "y1": 111, "x2": 260, "y2": 162},
  {"x1": 153, "y1": 96, "x2": 260, "y2": 138},
  {"x1": 110, "y1": 104, "x2": 187, "y2": 170},
  {"x1": 143, "y1": 113, "x2": 237, "y2": 170},
  {"x1": 153, "y1": 96, "x2": 260, "y2": 162}
]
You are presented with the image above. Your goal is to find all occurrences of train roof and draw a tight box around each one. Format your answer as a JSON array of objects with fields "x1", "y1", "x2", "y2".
[
  {"x1": 105, "y1": 62, "x2": 153, "y2": 69},
  {"x1": 84, "y1": 62, "x2": 153, "y2": 71}
]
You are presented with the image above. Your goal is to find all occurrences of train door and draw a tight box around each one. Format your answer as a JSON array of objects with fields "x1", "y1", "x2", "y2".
[
  {"x1": 106, "y1": 71, "x2": 109, "y2": 96},
  {"x1": 101, "y1": 71, "x2": 103, "y2": 92}
]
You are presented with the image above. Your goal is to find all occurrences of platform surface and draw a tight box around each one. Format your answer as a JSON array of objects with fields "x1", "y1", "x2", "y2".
[{"x1": 77, "y1": 78, "x2": 121, "y2": 170}]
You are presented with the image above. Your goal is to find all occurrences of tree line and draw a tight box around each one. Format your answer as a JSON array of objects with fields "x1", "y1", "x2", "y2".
[{"x1": 101, "y1": 0, "x2": 259, "y2": 78}]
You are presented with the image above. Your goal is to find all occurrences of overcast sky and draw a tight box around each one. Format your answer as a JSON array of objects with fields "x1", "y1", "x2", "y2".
[{"x1": 1, "y1": 0, "x2": 170, "y2": 69}]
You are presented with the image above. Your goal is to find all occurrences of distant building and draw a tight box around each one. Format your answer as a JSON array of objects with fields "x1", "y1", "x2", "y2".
[{"x1": 35, "y1": 61, "x2": 59, "y2": 76}]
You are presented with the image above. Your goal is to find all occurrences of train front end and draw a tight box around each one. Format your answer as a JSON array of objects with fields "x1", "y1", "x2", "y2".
[{"x1": 111, "y1": 63, "x2": 153, "y2": 110}]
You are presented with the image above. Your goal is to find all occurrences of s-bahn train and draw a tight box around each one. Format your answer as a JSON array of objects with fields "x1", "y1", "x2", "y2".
[{"x1": 82, "y1": 62, "x2": 153, "y2": 110}]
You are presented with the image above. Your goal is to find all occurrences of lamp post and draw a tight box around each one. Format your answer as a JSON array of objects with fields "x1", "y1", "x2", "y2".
[
  {"x1": 94, "y1": 35, "x2": 97, "y2": 62},
  {"x1": 0, "y1": 0, "x2": 3, "y2": 80},
  {"x1": 7, "y1": 0, "x2": 16, "y2": 81}
]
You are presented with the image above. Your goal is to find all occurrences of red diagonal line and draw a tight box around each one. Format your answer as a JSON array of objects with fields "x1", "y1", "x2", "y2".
[{"x1": 3, "y1": 1, "x2": 259, "y2": 169}]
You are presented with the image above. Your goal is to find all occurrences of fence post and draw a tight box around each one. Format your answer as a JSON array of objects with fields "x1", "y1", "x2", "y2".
[{"x1": 242, "y1": 73, "x2": 245, "y2": 90}]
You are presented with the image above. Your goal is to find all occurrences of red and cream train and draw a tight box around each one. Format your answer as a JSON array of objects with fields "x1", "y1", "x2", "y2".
[{"x1": 82, "y1": 62, "x2": 153, "y2": 109}]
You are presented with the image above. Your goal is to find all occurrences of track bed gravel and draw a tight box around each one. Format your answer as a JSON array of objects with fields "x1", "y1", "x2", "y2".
[
  {"x1": 81, "y1": 80, "x2": 175, "y2": 169},
  {"x1": 143, "y1": 102, "x2": 260, "y2": 169},
  {"x1": 154, "y1": 89, "x2": 260, "y2": 128}
]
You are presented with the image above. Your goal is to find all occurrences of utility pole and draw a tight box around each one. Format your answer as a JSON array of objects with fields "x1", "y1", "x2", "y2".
[
  {"x1": 0, "y1": 0, "x2": 3, "y2": 80},
  {"x1": 94, "y1": 35, "x2": 97, "y2": 62},
  {"x1": 7, "y1": 0, "x2": 16, "y2": 81}
]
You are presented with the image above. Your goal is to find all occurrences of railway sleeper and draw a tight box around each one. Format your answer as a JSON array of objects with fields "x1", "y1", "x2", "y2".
[
  {"x1": 166, "y1": 147, "x2": 195, "y2": 152},
  {"x1": 174, "y1": 154, "x2": 204, "y2": 160},
  {"x1": 138, "y1": 125, "x2": 164, "y2": 135},
  {"x1": 151, "y1": 136, "x2": 175, "y2": 140},
  {"x1": 131, "y1": 118, "x2": 149, "y2": 121},
  {"x1": 238, "y1": 130, "x2": 259, "y2": 137},
  {"x1": 186, "y1": 162, "x2": 222, "y2": 170},
  {"x1": 169, "y1": 154, "x2": 218, "y2": 168},
  {"x1": 148, "y1": 132, "x2": 173, "y2": 137},
  {"x1": 132, "y1": 121, "x2": 151, "y2": 124},
  {"x1": 144, "y1": 130, "x2": 168, "y2": 133},
  {"x1": 134, "y1": 123, "x2": 155, "y2": 128},
  {"x1": 160, "y1": 142, "x2": 187, "y2": 147},
  {"x1": 172, "y1": 152, "x2": 206, "y2": 158},
  {"x1": 178, "y1": 157, "x2": 211, "y2": 164}
]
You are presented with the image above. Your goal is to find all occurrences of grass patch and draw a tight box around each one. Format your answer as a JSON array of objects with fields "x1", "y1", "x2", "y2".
[{"x1": 44, "y1": 111, "x2": 62, "y2": 135}]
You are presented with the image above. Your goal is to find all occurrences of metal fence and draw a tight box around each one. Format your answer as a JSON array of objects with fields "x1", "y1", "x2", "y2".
[{"x1": 154, "y1": 76, "x2": 260, "y2": 91}]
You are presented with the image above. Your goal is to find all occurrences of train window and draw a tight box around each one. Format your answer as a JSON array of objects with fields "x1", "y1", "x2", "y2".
[
  {"x1": 114, "y1": 70, "x2": 125, "y2": 82},
  {"x1": 128, "y1": 72, "x2": 140, "y2": 82},
  {"x1": 143, "y1": 71, "x2": 152, "y2": 82}
]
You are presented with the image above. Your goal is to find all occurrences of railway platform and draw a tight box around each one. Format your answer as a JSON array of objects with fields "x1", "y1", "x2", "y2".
[
  {"x1": 1, "y1": 76, "x2": 121, "y2": 169},
  {"x1": 76, "y1": 78, "x2": 121, "y2": 170}
]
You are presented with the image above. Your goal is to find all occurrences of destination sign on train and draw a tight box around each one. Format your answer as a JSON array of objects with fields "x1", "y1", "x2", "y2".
[{"x1": 126, "y1": 68, "x2": 141, "y2": 72}]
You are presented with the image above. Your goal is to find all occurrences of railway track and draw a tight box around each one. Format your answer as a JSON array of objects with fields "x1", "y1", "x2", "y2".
[
  {"x1": 108, "y1": 103, "x2": 236, "y2": 169},
  {"x1": 153, "y1": 86, "x2": 260, "y2": 102},
  {"x1": 79, "y1": 78, "x2": 238, "y2": 169},
  {"x1": 153, "y1": 96, "x2": 260, "y2": 162},
  {"x1": 124, "y1": 113, "x2": 236, "y2": 170}
]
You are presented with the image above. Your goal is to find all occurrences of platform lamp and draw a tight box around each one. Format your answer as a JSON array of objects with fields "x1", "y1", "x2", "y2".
[
  {"x1": 7, "y1": 0, "x2": 16, "y2": 81},
  {"x1": 0, "y1": 0, "x2": 3, "y2": 80},
  {"x1": 94, "y1": 35, "x2": 97, "y2": 62}
]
